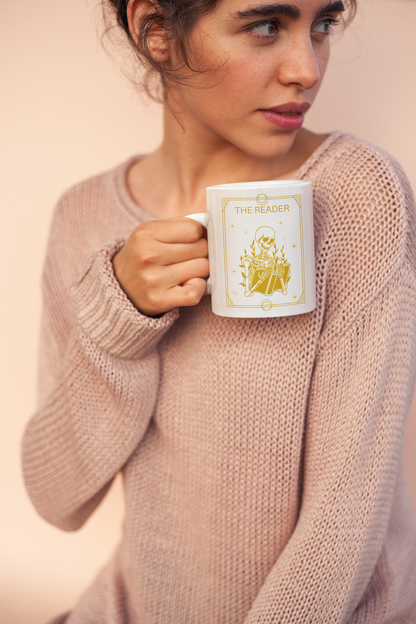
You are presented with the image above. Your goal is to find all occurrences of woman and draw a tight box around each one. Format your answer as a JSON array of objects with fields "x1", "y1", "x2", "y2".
[{"x1": 22, "y1": 0, "x2": 416, "y2": 622}]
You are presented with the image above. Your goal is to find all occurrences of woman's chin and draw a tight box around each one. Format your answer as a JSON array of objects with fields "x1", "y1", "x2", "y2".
[{"x1": 233, "y1": 134, "x2": 299, "y2": 163}]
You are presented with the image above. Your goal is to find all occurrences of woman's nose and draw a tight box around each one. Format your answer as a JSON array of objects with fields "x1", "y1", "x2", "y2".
[{"x1": 277, "y1": 38, "x2": 321, "y2": 90}]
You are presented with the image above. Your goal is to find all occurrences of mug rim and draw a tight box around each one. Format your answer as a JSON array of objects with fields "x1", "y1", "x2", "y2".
[{"x1": 206, "y1": 179, "x2": 311, "y2": 191}]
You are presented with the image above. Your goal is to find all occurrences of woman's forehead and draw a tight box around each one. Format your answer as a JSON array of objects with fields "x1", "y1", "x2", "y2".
[{"x1": 218, "y1": 0, "x2": 345, "y2": 20}]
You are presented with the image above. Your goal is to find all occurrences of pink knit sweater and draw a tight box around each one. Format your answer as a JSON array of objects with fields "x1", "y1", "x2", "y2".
[{"x1": 22, "y1": 133, "x2": 416, "y2": 623}]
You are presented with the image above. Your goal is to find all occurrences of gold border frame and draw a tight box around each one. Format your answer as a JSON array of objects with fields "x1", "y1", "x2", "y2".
[{"x1": 222, "y1": 195, "x2": 306, "y2": 309}]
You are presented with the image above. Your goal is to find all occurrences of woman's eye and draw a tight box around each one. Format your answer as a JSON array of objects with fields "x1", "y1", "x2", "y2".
[
  {"x1": 248, "y1": 20, "x2": 279, "y2": 38},
  {"x1": 313, "y1": 17, "x2": 340, "y2": 35}
]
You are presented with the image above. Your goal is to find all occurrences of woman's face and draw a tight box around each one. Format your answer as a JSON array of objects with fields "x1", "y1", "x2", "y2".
[{"x1": 167, "y1": 0, "x2": 345, "y2": 159}]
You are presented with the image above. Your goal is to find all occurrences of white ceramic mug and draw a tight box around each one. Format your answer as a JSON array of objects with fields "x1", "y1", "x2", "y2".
[{"x1": 187, "y1": 180, "x2": 315, "y2": 318}]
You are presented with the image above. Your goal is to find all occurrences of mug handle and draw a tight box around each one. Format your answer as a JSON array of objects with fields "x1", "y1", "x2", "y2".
[{"x1": 185, "y1": 213, "x2": 211, "y2": 295}]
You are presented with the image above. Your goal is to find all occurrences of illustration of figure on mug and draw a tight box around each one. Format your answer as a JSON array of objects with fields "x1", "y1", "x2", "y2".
[{"x1": 240, "y1": 226, "x2": 291, "y2": 297}]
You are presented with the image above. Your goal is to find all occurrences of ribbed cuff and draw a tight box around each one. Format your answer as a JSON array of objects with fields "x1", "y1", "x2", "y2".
[{"x1": 71, "y1": 240, "x2": 179, "y2": 359}]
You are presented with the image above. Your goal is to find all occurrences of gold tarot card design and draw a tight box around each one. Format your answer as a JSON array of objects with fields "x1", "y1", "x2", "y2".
[
  {"x1": 239, "y1": 227, "x2": 291, "y2": 297},
  {"x1": 222, "y1": 194, "x2": 305, "y2": 310}
]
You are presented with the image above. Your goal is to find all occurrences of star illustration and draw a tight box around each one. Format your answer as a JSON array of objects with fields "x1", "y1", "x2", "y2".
[
  {"x1": 244, "y1": 231, "x2": 248, "y2": 235},
  {"x1": 231, "y1": 224, "x2": 235, "y2": 228},
  {"x1": 232, "y1": 270, "x2": 236, "y2": 273},
  {"x1": 293, "y1": 295, "x2": 297, "y2": 299},
  {"x1": 279, "y1": 221, "x2": 283, "y2": 225},
  {"x1": 292, "y1": 244, "x2": 296, "y2": 249}
]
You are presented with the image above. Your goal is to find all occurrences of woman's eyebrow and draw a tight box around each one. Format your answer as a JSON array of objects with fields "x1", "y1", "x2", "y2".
[
  {"x1": 315, "y1": 1, "x2": 345, "y2": 19},
  {"x1": 231, "y1": 1, "x2": 345, "y2": 20},
  {"x1": 231, "y1": 4, "x2": 301, "y2": 20}
]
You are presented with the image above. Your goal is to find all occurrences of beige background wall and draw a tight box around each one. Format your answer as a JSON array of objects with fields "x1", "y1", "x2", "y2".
[{"x1": 1, "y1": 1, "x2": 415, "y2": 622}]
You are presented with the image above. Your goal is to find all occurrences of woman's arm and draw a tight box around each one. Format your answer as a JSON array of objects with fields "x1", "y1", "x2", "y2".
[
  {"x1": 243, "y1": 140, "x2": 416, "y2": 622},
  {"x1": 243, "y1": 264, "x2": 416, "y2": 623},
  {"x1": 22, "y1": 223, "x2": 179, "y2": 531}
]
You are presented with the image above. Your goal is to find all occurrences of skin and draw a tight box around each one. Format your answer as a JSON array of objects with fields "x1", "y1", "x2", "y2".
[{"x1": 113, "y1": 0, "x2": 346, "y2": 316}]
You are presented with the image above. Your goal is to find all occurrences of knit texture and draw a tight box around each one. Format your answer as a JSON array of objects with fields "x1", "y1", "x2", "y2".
[{"x1": 22, "y1": 133, "x2": 416, "y2": 623}]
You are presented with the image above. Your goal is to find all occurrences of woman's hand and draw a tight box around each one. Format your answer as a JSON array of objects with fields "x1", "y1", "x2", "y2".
[{"x1": 112, "y1": 217, "x2": 209, "y2": 317}]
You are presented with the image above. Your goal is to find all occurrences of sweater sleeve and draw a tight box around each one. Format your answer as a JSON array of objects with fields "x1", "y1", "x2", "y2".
[
  {"x1": 22, "y1": 230, "x2": 179, "y2": 531},
  {"x1": 243, "y1": 264, "x2": 416, "y2": 623}
]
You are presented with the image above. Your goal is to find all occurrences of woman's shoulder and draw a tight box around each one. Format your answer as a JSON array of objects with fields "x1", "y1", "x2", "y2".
[
  {"x1": 312, "y1": 132, "x2": 414, "y2": 208},
  {"x1": 308, "y1": 133, "x2": 416, "y2": 338},
  {"x1": 51, "y1": 156, "x2": 143, "y2": 236},
  {"x1": 43, "y1": 156, "x2": 144, "y2": 290},
  {"x1": 309, "y1": 132, "x2": 415, "y2": 258}
]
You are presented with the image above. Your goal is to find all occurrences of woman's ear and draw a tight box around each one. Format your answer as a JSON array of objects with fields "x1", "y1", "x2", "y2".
[{"x1": 126, "y1": 0, "x2": 170, "y2": 63}]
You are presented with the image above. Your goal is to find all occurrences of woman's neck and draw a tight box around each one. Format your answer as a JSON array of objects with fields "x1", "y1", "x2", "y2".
[{"x1": 127, "y1": 105, "x2": 326, "y2": 219}]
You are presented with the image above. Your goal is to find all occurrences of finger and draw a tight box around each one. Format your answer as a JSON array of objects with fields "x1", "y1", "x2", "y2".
[
  {"x1": 159, "y1": 238, "x2": 208, "y2": 266},
  {"x1": 151, "y1": 217, "x2": 206, "y2": 244},
  {"x1": 127, "y1": 235, "x2": 207, "y2": 274},
  {"x1": 168, "y1": 279, "x2": 208, "y2": 309},
  {"x1": 163, "y1": 257, "x2": 210, "y2": 288},
  {"x1": 144, "y1": 277, "x2": 208, "y2": 315}
]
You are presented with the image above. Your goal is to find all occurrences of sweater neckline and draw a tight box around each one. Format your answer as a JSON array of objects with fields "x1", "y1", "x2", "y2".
[{"x1": 113, "y1": 131, "x2": 344, "y2": 221}]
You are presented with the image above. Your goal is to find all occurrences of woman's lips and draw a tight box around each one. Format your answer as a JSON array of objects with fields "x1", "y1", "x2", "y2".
[{"x1": 257, "y1": 102, "x2": 310, "y2": 131}]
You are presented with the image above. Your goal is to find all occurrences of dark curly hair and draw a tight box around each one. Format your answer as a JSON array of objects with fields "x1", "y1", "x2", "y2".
[{"x1": 104, "y1": 0, "x2": 357, "y2": 100}]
